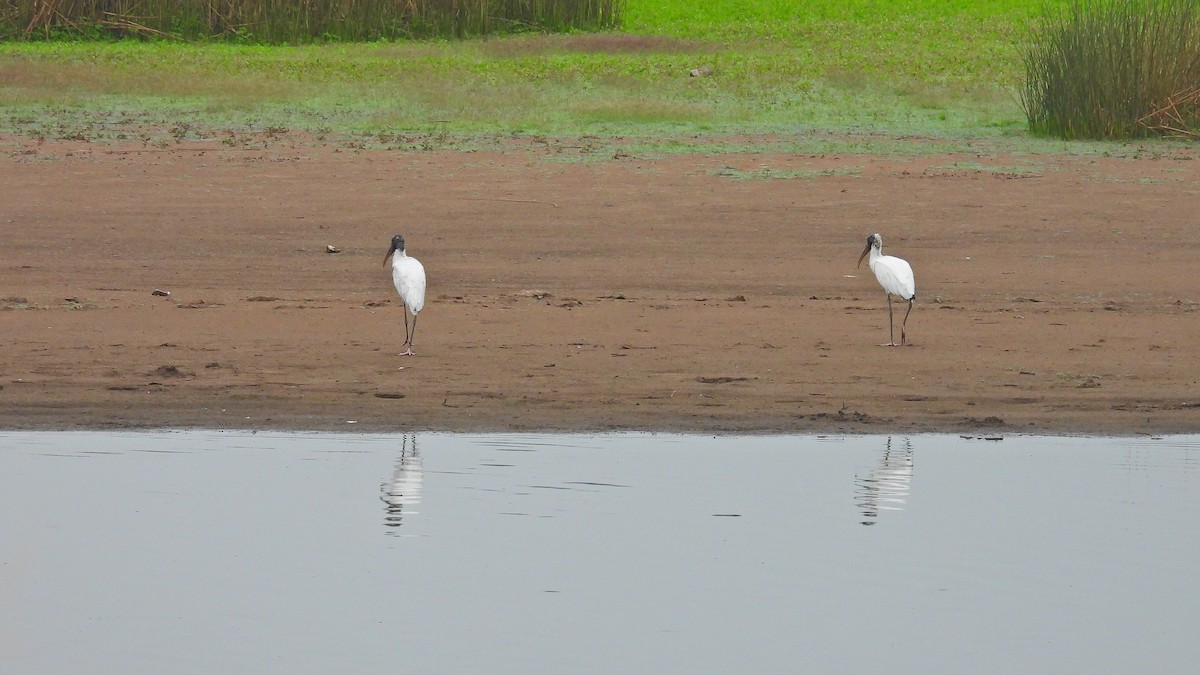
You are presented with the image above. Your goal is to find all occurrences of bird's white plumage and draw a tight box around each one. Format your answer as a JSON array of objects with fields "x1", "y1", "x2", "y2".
[
  {"x1": 391, "y1": 252, "x2": 426, "y2": 314},
  {"x1": 867, "y1": 251, "x2": 915, "y2": 301}
]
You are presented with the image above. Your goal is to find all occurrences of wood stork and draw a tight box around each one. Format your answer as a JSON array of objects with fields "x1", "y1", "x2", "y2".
[
  {"x1": 857, "y1": 233, "x2": 915, "y2": 347},
  {"x1": 383, "y1": 234, "x2": 426, "y2": 356}
]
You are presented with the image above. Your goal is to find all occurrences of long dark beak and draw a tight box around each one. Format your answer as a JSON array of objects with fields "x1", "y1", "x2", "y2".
[
  {"x1": 383, "y1": 243, "x2": 396, "y2": 267},
  {"x1": 857, "y1": 243, "x2": 870, "y2": 268}
]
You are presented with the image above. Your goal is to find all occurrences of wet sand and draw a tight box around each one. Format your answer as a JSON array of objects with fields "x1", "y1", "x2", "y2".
[{"x1": 3, "y1": 134, "x2": 1198, "y2": 434}]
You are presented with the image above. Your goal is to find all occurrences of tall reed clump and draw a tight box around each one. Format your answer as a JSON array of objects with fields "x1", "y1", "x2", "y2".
[
  {"x1": 1020, "y1": 0, "x2": 1200, "y2": 139},
  {"x1": 2, "y1": 0, "x2": 625, "y2": 42}
]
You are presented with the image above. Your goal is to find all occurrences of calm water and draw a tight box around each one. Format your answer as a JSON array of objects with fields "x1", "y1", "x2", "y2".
[{"x1": 2, "y1": 432, "x2": 1199, "y2": 674}]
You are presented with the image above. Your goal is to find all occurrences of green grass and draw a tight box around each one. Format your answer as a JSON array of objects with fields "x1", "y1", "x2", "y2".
[
  {"x1": 711, "y1": 166, "x2": 862, "y2": 181},
  {"x1": 0, "y1": 37, "x2": 1021, "y2": 140},
  {"x1": 923, "y1": 161, "x2": 1044, "y2": 175},
  {"x1": 5, "y1": 0, "x2": 1189, "y2": 153}
]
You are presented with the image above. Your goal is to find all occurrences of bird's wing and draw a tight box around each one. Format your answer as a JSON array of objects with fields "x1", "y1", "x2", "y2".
[
  {"x1": 874, "y1": 256, "x2": 915, "y2": 300},
  {"x1": 394, "y1": 258, "x2": 427, "y2": 313}
]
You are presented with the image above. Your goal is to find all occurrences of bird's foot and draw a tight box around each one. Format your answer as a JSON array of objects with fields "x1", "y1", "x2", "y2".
[
  {"x1": 399, "y1": 347, "x2": 416, "y2": 356},
  {"x1": 879, "y1": 342, "x2": 900, "y2": 347}
]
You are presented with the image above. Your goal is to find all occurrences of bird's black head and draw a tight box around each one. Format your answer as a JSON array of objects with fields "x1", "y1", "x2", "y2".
[
  {"x1": 384, "y1": 234, "x2": 406, "y2": 266},
  {"x1": 858, "y1": 233, "x2": 881, "y2": 268}
]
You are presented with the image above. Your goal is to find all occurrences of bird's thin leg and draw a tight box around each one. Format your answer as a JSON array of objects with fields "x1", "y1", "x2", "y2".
[
  {"x1": 405, "y1": 315, "x2": 419, "y2": 356},
  {"x1": 399, "y1": 307, "x2": 415, "y2": 356},
  {"x1": 900, "y1": 298, "x2": 914, "y2": 346},
  {"x1": 882, "y1": 294, "x2": 898, "y2": 347}
]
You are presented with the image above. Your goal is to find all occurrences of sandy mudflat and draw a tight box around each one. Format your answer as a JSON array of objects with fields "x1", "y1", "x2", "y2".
[{"x1": 2, "y1": 134, "x2": 1198, "y2": 434}]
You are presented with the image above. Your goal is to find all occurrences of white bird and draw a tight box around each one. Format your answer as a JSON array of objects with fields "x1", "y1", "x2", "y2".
[
  {"x1": 383, "y1": 234, "x2": 426, "y2": 356},
  {"x1": 858, "y1": 233, "x2": 916, "y2": 347}
]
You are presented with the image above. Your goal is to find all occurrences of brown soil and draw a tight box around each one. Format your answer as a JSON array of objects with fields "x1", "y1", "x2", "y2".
[{"x1": 3, "y1": 133, "x2": 1199, "y2": 434}]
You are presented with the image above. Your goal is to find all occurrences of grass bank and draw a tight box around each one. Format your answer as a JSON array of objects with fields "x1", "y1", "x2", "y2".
[{"x1": 5, "y1": 0, "x2": 1172, "y2": 153}]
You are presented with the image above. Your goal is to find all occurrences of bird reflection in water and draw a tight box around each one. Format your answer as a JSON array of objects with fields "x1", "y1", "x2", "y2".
[
  {"x1": 855, "y1": 437, "x2": 913, "y2": 526},
  {"x1": 381, "y1": 434, "x2": 423, "y2": 532}
]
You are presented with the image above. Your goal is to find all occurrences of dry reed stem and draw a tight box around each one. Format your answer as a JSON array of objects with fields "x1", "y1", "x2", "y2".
[
  {"x1": 9, "y1": 0, "x2": 624, "y2": 41},
  {"x1": 1137, "y1": 86, "x2": 1200, "y2": 138},
  {"x1": 100, "y1": 14, "x2": 182, "y2": 40}
]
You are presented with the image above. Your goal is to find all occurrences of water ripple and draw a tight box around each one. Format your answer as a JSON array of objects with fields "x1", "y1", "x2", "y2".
[
  {"x1": 380, "y1": 434, "x2": 423, "y2": 532},
  {"x1": 855, "y1": 437, "x2": 914, "y2": 526}
]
